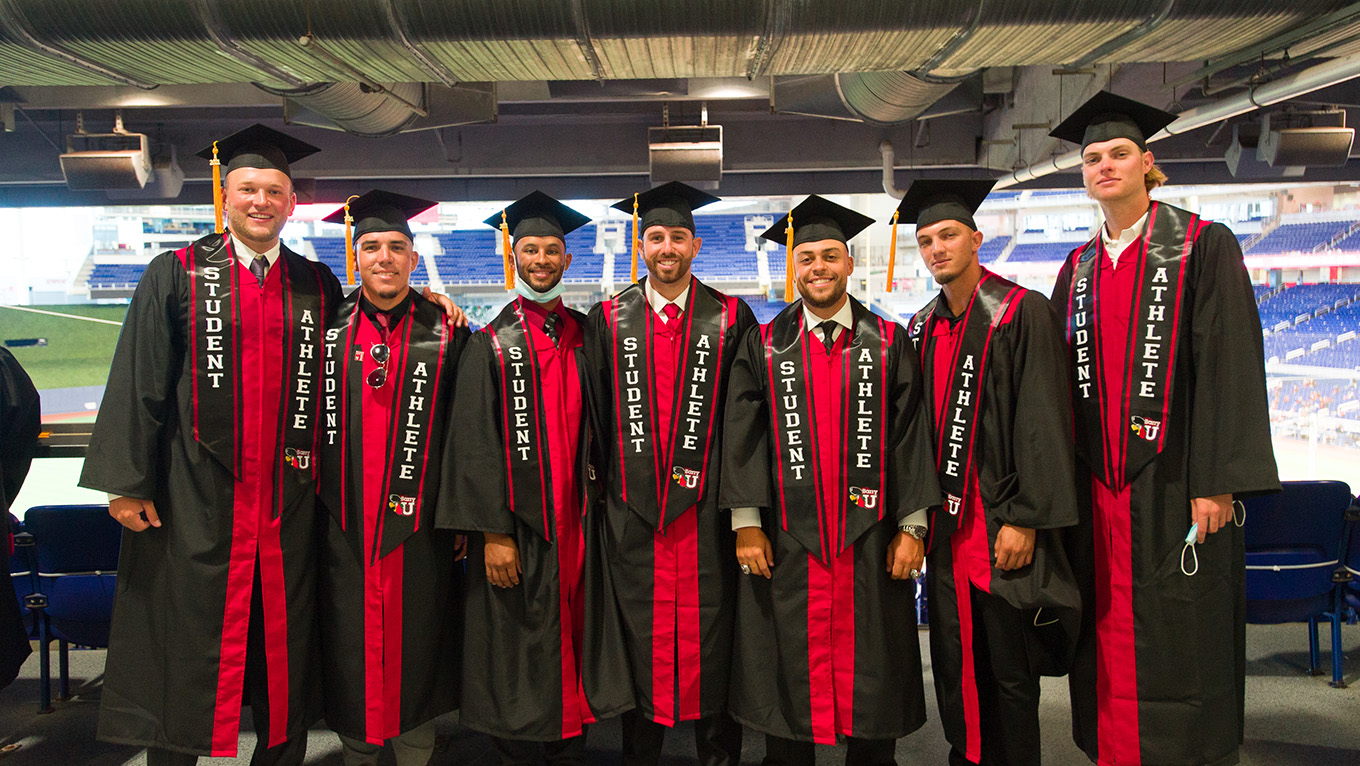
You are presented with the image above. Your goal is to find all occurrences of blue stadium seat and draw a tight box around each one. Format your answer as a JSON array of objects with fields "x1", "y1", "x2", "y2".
[
  {"x1": 1243, "y1": 480, "x2": 1353, "y2": 687},
  {"x1": 8, "y1": 513, "x2": 37, "y2": 638},
  {"x1": 22, "y1": 504, "x2": 123, "y2": 712}
]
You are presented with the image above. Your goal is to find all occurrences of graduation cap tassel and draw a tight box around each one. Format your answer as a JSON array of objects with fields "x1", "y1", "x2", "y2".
[
  {"x1": 885, "y1": 209, "x2": 899, "y2": 293},
  {"x1": 343, "y1": 194, "x2": 360, "y2": 286},
  {"x1": 210, "y1": 141, "x2": 224, "y2": 234},
  {"x1": 630, "y1": 193, "x2": 640, "y2": 283},
  {"x1": 501, "y1": 209, "x2": 515, "y2": 290},
  {"x1": 784, "y1": 212, "x2": 795, "y2": 303}
]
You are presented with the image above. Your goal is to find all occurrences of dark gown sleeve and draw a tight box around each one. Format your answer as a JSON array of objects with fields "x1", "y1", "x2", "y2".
[
  {"x1": 439, "y1": 330, "x2": 515, "y2": 534},
  {"x1": 886, "y1": 330, "x2": 942, "y2": 526},
  {"x1": 718, "y1": 324, "x2": 774, "y2": 511},
  {"x1": 581, "y1": 303, "x2": 614, "y2": 471},
  {"x1": 1050, "y1": 256, "x2": 1074, "y2": 327},
  {"x1": 986, "y1": 291, "x2": 1079, "y2": 530},
  {"x1": 1186, "y1": 222, "x2": 1281, "y2": 499},
  {"x1": 0, "y1": 349, "x2": 40, "y2": 512},
  {"x1": 78, "y1": 251, "x2": 186, "y2": 499}
]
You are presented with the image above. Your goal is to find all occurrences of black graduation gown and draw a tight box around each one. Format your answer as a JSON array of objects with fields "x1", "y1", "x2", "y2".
[
  {"x1": 718, "y1": 298, "x2": 942, "y2": 743},
  {"x1": 582, "y1": 279, "x2": 757, "y2": 726},
  {"x1": 316, "y1": 291, "x2": 468, "y2": 744},
  {"x1": 1050, "y1": 205, "x2": 1280, "y2": 766},
  {"x1": 79, "y1": 234, "x2": 341, "y2": 756},
  {"x1": 1, "y1": 348, "x2": 39, "y2": 689},
  {"x1": 908, "y1": 280, "x2": 1082, "y2": 759},
  {"x1": 444, "y1": 299, "x2": 613, "y2": 741}
]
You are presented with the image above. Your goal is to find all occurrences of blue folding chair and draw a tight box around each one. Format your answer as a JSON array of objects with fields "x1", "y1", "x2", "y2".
[
  {"x1": 1341, "y1": 493, "x2": 1360, "y2": 623},
  {"x1": 7, "y1": 512, "x2": 37, "y2": 637},
  {"x1": 23, "y1": 504, "x2": 122, "y2": 712},
  {"x1": 1243, "y1": 480, "x2": 1352, "y2": 688}
]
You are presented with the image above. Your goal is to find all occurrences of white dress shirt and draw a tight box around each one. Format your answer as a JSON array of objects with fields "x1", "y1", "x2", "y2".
[
  {"x1": 644, "y1": 278, "x2": 690, "y2": 318},
  {"x1": 1100, "y1": 210, "x2": 1148, "y2": 268}
]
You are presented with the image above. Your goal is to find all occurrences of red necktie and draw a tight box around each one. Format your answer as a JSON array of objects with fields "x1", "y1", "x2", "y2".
[{"x1": 662, "y1": 302, "x2": 681, "y2": 333}]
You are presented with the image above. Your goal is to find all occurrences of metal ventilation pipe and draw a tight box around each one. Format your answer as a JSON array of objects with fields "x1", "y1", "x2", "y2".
[
  {"x1": 773, "y1": 71, "x2": 962, "y2": 126},
  {"x1": 994, "y1": 51, "x2": 1360, "y2": 188},
  {"x1": 256, "y1": 82, "x2": 425, "y2": 138},
  {"x1": 880, "y1": 140, "x2": 906, "y2": 199}
]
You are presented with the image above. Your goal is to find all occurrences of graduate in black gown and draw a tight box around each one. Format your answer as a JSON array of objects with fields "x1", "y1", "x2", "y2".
[
  {"x1": 896, "y1": 180, "x2": 1080, "y2": 766},
  {"x1": 720, "y1": 196, "x2": 943, "y2": 766},
  {"x1": 1048, "y1": 92, "x2": 1280, "y2": 766},
  {"x1": 79, "y1": 125, "x2": 340, "y2": 766},
  {"x1": 314, "y1": 191, "x2": 469, "y2": 766},
  {"x1": 445, "y1": 191, "x2": 614, "y2": 765},
  {"x1": 583, "y1": 182, "x2": 756, "y2": 766},
  {"x1": 1, "y1": 348, "x2": 39, "y2": 690}
]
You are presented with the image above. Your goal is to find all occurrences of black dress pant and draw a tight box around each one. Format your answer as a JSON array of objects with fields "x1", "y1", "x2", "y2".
[
  {"x1": 619, "y1": 709, "x2": 742, "y2": 766},
  {"x1": 763, "y1": 733, "x2": 897, "y2": 766},
  {"x1": 145, "y1": 562, "x2": 309, "y2": 766},
  {"x1": 947, "y1": 586, "x2": 1042, "y2": 766},
  {"x1": 492, "y1": 733, "x2": 588, "y2": 765}
]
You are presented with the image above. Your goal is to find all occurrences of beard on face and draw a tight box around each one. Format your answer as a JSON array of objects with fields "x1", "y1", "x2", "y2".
[{"x1": 799, "y1": 274, "x2": 846, "y2": 309}]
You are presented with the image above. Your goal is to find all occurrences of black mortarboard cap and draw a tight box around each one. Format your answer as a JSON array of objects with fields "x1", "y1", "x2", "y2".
[
  {"x1": 322, "y1": 189, "x2": 437, "y2": 242},
  {"x1": 483, "y1": 190, "x2": 590, "y2": 242},
  {"x1": 892, "y1": 179, "x2": 996, "y2": 231},
  {"x1": 611, "y1": 181, "x2": 720, "y2": 233},
  {"x1": 196, "y1": 123, "x2": 320, "y2": 179},
  {"x1": 1048, "y1": 91, "x2": 1178, "y2": 151},
  {"x1": 758, "y1": 195, "x2": 874, "y2": 248}
]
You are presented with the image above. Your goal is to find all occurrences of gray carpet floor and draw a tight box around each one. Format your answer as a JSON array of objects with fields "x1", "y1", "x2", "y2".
[{"x1": 1, "y1": 623, "x2": 1357, "y2": 765}]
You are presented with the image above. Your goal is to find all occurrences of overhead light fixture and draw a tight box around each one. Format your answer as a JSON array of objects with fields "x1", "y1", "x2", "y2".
[{"x1": 649, "y1": 102, "x2": 722, "y2": 188}]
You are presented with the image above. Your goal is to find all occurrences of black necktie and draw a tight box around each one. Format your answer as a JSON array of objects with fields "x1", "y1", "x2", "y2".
[
  {"x1": 249, "y1": 256, "x2": 268, "y2": 287},
  {"x1": 542, "y1": 311, "x2": 561, "y2": 346},
  {"x1": 817, "y1": 320, "x2": 838, "y2": 355}
]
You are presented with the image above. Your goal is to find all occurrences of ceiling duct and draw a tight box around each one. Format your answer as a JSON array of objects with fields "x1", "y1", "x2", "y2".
[
  {"x1": 261, "y1": 81, "x2": 426, "y2": 138},
  {"x1": 649, "y1": 124, "x2": 723, "y2": 188},
  {"x1": 771, "y1": 71, "x2": 967, "y2": 126}
]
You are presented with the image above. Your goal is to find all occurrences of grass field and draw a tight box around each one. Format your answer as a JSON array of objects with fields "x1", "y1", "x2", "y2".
[{"x1": 0, "y1": 304, "x2": 125, "y2": 390}]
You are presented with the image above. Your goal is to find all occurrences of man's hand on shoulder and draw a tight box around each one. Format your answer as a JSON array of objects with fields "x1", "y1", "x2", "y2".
[
  {"x1": 421, "y1": 286, "x2": 468, "y2": 327},
  {"x1": 109, "y1": 496, "x2": 161, "y2": 532}
]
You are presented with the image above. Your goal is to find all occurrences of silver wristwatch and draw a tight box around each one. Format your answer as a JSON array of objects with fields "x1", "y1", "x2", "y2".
[{"x1": 900, "y1": 523, "x2": 927, "y2": 540}]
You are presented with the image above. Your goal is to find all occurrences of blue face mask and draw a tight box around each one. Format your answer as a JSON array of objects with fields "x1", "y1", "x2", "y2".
[{"x1": 514, "y1": 275, "x2": 566, "y2": 304}]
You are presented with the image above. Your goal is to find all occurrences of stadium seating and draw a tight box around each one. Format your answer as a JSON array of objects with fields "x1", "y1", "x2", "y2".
[
  {"x1": 87, "y1": 263, "x2": 146, "y2": 288},
  {"x1": 977, "y1": 235, "x2": 1011, "y2": 264},
  {"x1": 1247, "y1": 221, "x2": 1353, "y2": 254},
  {"x1": 1243, "y1": 481, "x2": 1353, "y2": 687},
  {"x1": 21, "y1": 504, "x2": 122, "y2": 712},
  {"x1": 1006, "y1": 240, "x2": 1083, "y2": 263}
]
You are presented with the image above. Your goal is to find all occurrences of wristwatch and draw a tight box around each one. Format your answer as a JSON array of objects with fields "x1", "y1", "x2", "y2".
[{"x1": 900, "y1": 523, "x2": 927, "y2": 540}]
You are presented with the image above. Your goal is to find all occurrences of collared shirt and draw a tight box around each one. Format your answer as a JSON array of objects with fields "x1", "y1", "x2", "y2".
[
  {"x1": 231, "y1": 235, "x2": 282, "y2": 276},
  {"x1": 802, "y1": 298, "x2": 855, "y2": 346},
  {"x1": 1100, "y1": 210, "x2": 1149, "y2": 268},
  {"x1": 644, "y1": 278, "x2": 691, "y2": 318},
  {"x1": 358, "y1": 291, "x2": 414, "y2": 331}
]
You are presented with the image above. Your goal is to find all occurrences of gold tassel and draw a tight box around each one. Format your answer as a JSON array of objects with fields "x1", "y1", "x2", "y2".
[
  {"x1": 501, "y1": 209, "x2": 515, "y2": 290},
  {"x1": 211, "y1": 141, "x2": 223, "y2": 234},
  {"x1": 343, "y1": 194, "x2": 359, "y2": 286},
  {"x1": 885, "y1": 209, "x2": 900, "y2": 293},
  {"x1": 784, "y1": 212, "x2": 795, "y2": 303},
  {"x1": 630, "y1": 193, "x2": 640, "y2": 283}
]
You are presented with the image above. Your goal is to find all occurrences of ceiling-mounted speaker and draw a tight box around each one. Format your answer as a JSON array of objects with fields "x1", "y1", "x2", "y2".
[
  {"x1": 1258, "y1": 111, "x2": 1354, "y2": 168},
  {"x1": 649, "y1": 125, "x2": 722, "y2": 189},
  {"x1": 60, "y1": 132, "x2": 151, "y2": 190},
  {"x1": 1226, "y1": 122, "x2": 1298, "y2": 178}
]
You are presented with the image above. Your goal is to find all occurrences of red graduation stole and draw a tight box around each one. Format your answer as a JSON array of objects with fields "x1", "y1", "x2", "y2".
[
  {"x1": 909, "y1": 273, "x2": 1023, "y2": 526},
  {"x1": 607, "y1": 281, "x2": 732, "y2": 531},
  {"x1": 764, "y1": 299, "x2": 888, "y2": 562},
  {"x1": 319, "y1": 295, "x2": 452, "y2": 562},
  {"x1": 1064, "y1": 201, "x2": 1199, "y2": 490},
  {"x1": 186, "y1": 234, "x2": 326, "y2": 517}
]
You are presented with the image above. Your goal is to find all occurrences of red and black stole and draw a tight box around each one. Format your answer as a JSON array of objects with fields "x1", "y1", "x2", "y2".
[
  {"x1": 909, "y1": 273, "x2": 1023, "y2": 531},
  {"x1": 318, "y1": 295, "x2": 452, "y2": 562},
  {"x1": 763, "y1": 300, "x2": 888, "y2": 562},
  {"x1": 488, "y1": 299, "x2": 560, "y2": 542},
  {"x1": 185, "y1": 234, "x2": 326, "y2": 515},
  {"x1": 608, "y1": 282, "x2": 730, "y2": 530},
  {"x1": 1063, "y1": 201, "x2": 1199, "y2": 490}
]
